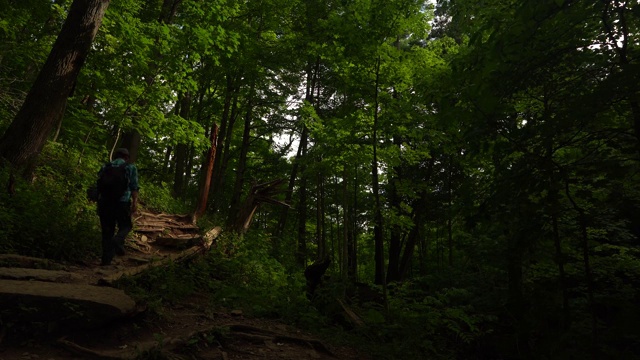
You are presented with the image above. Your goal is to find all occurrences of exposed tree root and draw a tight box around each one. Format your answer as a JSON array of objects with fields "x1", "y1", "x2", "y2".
[
  {"x1": 56, "y1": 338, "x2": 130, "y2": 359},
  {"x1": 224, "y1": 324, "x2": 335, "y2": 357},
  {"x1": 98, "y1": 227, "x2": 221, "y2": 286}
]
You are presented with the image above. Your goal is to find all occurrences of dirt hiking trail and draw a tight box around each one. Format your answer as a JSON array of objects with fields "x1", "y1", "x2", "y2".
[{"x1": 0, "y1": 210, "x2": 369, "y2": 359}]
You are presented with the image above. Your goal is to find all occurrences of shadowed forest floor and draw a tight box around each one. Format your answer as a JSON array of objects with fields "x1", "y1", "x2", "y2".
[
  {"x1": 0, "y1": 209, "x2": 369, "y2": 359},
  {"x1": 0, "y1": 294, "x2": 368, "y2": 360}
]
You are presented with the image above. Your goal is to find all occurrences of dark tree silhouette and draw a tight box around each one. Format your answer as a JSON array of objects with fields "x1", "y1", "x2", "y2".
[{"x1": 0, "y1": 0, "x2": 110, "y2": 173}]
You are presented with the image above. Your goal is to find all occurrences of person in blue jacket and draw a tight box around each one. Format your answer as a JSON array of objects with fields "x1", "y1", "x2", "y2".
[{"x1": 97, "y1": 148, "x2": 139, "y2": 266}]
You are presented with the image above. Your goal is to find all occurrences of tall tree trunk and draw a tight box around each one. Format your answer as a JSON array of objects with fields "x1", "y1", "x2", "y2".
[
  {"x1": 296, "y1": 146, "x2": 309, "y2": 266},
  {"x1": 274, "y1": 125, "x2": 307, "y2": 240},
  {"x1": 447, "y1": 157, "x2": 453, "y2": 266},
  {"x1": 316, "y1": 170, "x2": 326, "y2": 260},
  {"x1": 227, "y1": 80, "x2": 255, "y2": 229},
  {"x1": 342, "y1": 168, "x2": 349, "y2": 279},
  {"x1": 173, "y1": 143, "x2": 188, "y2": 197},
  {"x1": 397, "y1": 159, "x2": 434, "y2": 280},
  {"x1": 349, "y1": 166, "x2": 358, "y2": 280},
  {"x1": 372, "y1": 56, "x2": 385, "y2": 286},
  {"x1": 386, "y1": 146, "x2": 402, "y2": 282},
  {"x1": 506, "y1": 231, "x2": 530, "y2": 356},
  {"x1": 565, "y1": 179, "x2": 598, "y2": 355},
  {"x1": 274, "y1": 57, "x2": 319, "y2": 251},
  {"x1": 398, "y1": 191, "x2": 428, "y2": 281},
  {"x1": 210, "y1": 70, "x2": 240, "y2": 213},
  {"x1": 173, "y1": 93, "x2": 191, "y2": 198},
  {"x1": 0, "y1": 0, "x2": 110, "y2": 172},
  {"x1": 163, "y1": 145, "x2": 172, "y2": 174}
]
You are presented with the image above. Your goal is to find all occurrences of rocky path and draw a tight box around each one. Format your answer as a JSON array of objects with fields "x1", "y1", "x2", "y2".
[{"x1": 0, "y1": 211, "x2": 368, "y2": 359}]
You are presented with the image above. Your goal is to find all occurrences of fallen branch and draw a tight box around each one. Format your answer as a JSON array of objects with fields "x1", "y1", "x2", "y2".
[{"x1": 336, "y1": 298, "x2": 365, "y2": 327}]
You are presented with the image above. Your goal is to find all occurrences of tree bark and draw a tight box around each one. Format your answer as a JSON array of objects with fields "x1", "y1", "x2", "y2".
[
  {"x1": 0, "y1": 0, "x2": 110, "y2": 172},
  {"x1": 192, "y1": 123, "x2": 218, "y2": 223},
  {"x1": 209, "y1": 70, "x2": 239, "y2": 212}
]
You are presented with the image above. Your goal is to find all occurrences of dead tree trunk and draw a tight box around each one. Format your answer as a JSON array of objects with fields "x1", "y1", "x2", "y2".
[{"x1": 230, "y1": 179, "x2": 289, "y2": 234}]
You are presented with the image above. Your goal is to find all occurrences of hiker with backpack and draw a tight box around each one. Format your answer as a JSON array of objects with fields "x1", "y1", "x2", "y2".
[{"x1": 96, "y1": 148, "x2": 139, "y2": 266}]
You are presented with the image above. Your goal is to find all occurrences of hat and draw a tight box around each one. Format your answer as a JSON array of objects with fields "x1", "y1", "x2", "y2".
[{"x1": 114, "y1": 148, "x2": 129, "y2": 157}]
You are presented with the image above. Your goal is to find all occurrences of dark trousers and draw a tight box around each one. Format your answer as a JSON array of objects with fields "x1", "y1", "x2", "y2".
[{"x1": 98, "y1": 200, "x2": 132, "y2": 264}]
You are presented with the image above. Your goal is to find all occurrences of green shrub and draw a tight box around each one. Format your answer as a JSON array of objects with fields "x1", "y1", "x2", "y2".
[
  {"x1": 0, "y1": 143, "x2": 101, "y2": 261},
  {"x1": 139, "y1": 181, "x2": 190, "y2": 214}
]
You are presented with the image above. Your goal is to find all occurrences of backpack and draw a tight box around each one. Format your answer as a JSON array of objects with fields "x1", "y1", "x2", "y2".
[{"x1": 97, "y1": 162, "x2": 129, "y2": 202}]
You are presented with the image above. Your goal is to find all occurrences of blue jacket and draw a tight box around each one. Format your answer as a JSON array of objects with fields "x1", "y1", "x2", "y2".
[{"x1": 97, "y1": 158, "x2": 140, "y2": 202}]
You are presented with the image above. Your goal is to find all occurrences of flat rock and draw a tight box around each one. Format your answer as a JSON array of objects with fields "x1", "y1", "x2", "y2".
[
  {"x1": 0, "y1": 279, "x2": 136, "y2": 328},
  {"x1": 0, "y1": 254, "x2": 60, "y2": 269},
  {"x1": 0, "y1": 267, "x2": 83, "y2": 283}
]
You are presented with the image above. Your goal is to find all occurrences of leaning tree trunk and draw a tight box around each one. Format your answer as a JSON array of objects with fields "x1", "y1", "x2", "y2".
[{"x1": 0, "y1": 0, "x2": 110, "y2": 173}]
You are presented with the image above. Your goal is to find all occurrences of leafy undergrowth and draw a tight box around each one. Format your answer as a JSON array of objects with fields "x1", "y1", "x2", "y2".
[{"x1": 0, "y1": 229, "x2": 491, "y2": 360}]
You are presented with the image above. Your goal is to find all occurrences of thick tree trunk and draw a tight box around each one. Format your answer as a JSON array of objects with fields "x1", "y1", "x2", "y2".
[{"x1": 0, "y1": 0, "x2": 110, "y2": 171}]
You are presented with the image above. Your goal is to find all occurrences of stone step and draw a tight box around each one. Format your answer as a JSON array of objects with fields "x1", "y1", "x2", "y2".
[{"x1": 0, "y1": 279, "x2": 137, "y2": 328}]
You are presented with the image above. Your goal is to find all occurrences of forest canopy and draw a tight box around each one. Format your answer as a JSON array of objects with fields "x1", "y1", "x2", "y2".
[{"x1": 1, "y1": 0, "x2": 640, "y2": 358}]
